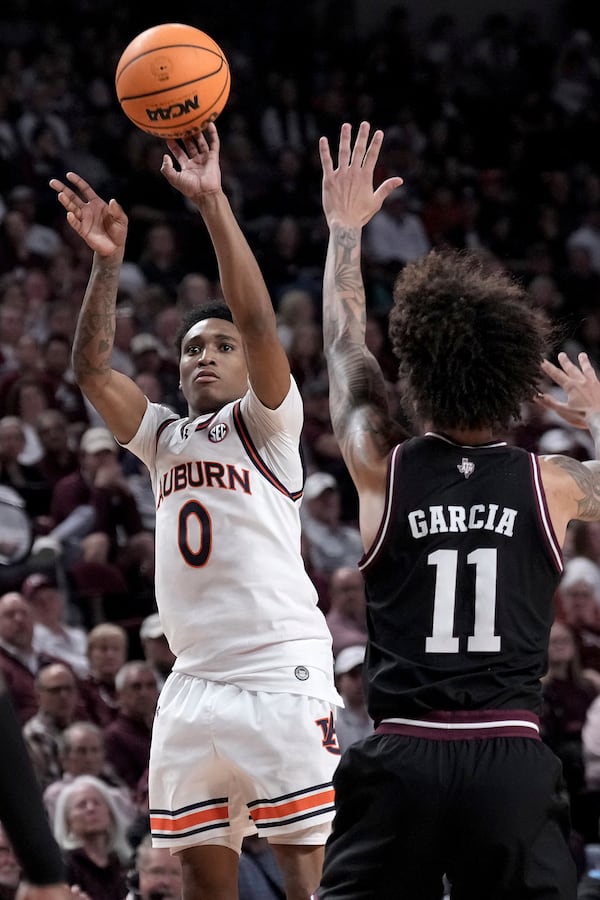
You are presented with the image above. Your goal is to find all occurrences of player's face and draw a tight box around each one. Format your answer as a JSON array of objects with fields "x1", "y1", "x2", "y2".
[{"x1": 179, "y1": 318, "x2": 248, "y2": 416}]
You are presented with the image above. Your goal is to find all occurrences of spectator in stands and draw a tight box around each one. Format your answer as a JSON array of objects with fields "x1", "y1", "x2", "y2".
[
  {"x1": 22, "y1": 572, "x2": 88, "y2": 678},
  {"x1": 300, "y1": 472, "x2": 363, "y2": 578},
  {"x1": 301, "y1": 378, "x2": 358, "y2": 521},
  {"x1": 259, "y1": 75, "x2": 319, "y2": 160},
  {"x1": 325, "y1": 566, "x2": 369, "y2": 656},
  {"x1": 77, "y1": 623, "x2": 128, "y2": 728},
  {"x1": 44, "y1": 721, "x2": 136, "y2": 831},
  {"x1": 363, "y1": 187, "x2": 431, "y2": 270},
  {"x1": 103, "y1": 661, "x2": 159, "y2": 791},
  {"x1": 23, "y1": 661, "x2": 80, "y2": 791},
  {"x1": 138, "y1": 614, "x2": 174, "y2": 691},
  {"x1": 3, "y1": 185, "x2": 62, "y2": 262},
  {"x1": 40, "y1": 333, "x2": 89, "y2": 426},
  {"x1": 556, "y1": 556, "x2": 600, "y2": 682},
  {"x1": 333, "y1": 645, "x2": 374, "y2": 753},
  {"x1": 0, "y1": 415, "x2": 52, "y2": 525},
  {"x1": 0, "y1": 293, "x2": 26, "y2": 376},
  {"x1": 50, "y1": 426, "x2": 144, "y2": 561},
  {"x1": 48, "y1": 426, "x2": 146, "y2": 626},
  {"x1": 53, "y1": 774, "x2": 130, "y2": 900},
  {"x1": 137, "y1": 222, "x2": 188, "y2": 301},
  {"x1": 0, "y1": 590, "x2": 56, "y2": 723},
  {"x1": 34, "y1": 409, "x2": 79, "y2": 488},
  {"x1": 566, "y1": 205, "x2": 600, "y2": 274},
  {"x1": 123, "y1": 833, "x2": 182, "y2": 900},
  {"x1": 1, "y1": 375, "x2": 47, "y2": 466},
  {"x1": 0, "y1": 822, "x2": 21, "y2": 900},
  {"x1": 175, "y1": 271, "x2": 213, "y2": 314},
  {"x1": 541, "y1": 620, "x2": 598, "y2": 805},
  {"x1": 129, "y1": 332, "x2": 181, "y2": 415}
]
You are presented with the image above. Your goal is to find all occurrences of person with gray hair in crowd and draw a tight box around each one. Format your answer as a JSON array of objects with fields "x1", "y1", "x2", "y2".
[
  {"x1": 53, "y1": 774, "x2": 130, "y2": 899},
  {"x1": 556, "y1": 555, "x2": 600, "y2": 683}
]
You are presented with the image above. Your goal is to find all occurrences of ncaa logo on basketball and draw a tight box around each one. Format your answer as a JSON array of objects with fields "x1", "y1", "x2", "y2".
[{"x1": 208, "y1": 423, "x2": 229, "y2": 443}]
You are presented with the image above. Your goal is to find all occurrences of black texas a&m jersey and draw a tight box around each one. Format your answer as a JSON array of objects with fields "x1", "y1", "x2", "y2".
[{"x1": 359, "y1": 433, "x2": 564, "y2": 723}]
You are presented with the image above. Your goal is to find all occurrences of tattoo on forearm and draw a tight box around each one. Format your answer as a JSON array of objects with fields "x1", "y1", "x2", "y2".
[
  {"x1": 323, "y1": 224, "x2": 399, "y2": 453},
  {"x1": 72, "y1": 266, "x2": 118, "y2": 378},
  {"x1": 550, "y1": 455, "x2": 600, "y2": 519}
]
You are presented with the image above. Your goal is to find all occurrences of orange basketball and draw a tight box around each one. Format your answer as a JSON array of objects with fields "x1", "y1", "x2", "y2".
[{"x1": 115, "y1": 23, "x2": 230, "y2": 139}]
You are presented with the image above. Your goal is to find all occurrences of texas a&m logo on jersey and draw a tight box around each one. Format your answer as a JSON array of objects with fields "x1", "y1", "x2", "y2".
[
  {"x1": 208, "y1": 423, "x2": 229, "y2": 443},
  {"x1": 457, "y1": 457, "x2": 475, "y2": 479}
]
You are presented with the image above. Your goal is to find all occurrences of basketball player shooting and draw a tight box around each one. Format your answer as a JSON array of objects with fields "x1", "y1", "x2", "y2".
[{"x1": 49, "y1": 123, "x2": 342, "y2": 900}]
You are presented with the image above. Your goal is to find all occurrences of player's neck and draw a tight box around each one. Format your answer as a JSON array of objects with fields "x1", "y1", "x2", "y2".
[{"x1": 426, "y1": 423, "x2": 496, "y2": 445}]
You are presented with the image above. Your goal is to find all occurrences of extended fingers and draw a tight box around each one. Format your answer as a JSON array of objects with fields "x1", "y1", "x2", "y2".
[
  {"x1": 64, "y1": 171, "x2": 96, "y2": 199},
  {"x1": 337, "y1": 122, "x2": 352, "y2": 169},
  {"x1": 350, "y1": 121, "x2": 370, "y2": 167},
  {"x1": 319, "y1": 136, "x2": 333, "y2": 174}
]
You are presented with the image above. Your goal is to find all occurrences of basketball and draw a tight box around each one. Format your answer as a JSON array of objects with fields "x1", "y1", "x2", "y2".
[{"x1": 115, "y1": 23, "x2": 230, "y2": 139}]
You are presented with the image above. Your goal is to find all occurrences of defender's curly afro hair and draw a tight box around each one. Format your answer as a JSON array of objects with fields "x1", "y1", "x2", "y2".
[{"x1": 388, "y1": 249, "x2": 552, "y2": 432}]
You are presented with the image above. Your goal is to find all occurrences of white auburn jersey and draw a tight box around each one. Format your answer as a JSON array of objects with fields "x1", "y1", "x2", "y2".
[{"x1": 124, "y1": 377, "x2": 341, "y2": 704}]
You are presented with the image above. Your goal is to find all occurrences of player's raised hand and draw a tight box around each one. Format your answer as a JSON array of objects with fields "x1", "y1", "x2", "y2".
[
  {"x1": 49, "y1": 173, "x2": 127, "y2": 258},
  {"x1": 319, "y1": 121, "x2": 403, "y2": 230},
  {"x1": 161, "y1": 122, "x2": 222, "y2": 201},
  {"x1": 538, "y1": 352, "x2": 600, "y2": 429}
]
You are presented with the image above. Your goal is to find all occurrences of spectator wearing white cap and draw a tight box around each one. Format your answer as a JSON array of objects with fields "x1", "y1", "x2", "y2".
[
  {"x1": 300, "y1": 471, "x2": 363, "y2": 580},
  {"x1": 139, "y1": 614, "x2": 175, "y2": 690},
  {"x1": 333, "y1": 645, "x2": 373, "y2": 753}
]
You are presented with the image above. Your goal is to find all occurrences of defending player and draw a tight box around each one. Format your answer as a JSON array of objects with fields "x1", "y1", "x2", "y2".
[{"x1": 316, "y1": 120, "x2": 600, "y2": 899}]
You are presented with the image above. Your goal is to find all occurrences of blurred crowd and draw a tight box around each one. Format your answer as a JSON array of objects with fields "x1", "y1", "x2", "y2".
[{"x1": 3, "y1": 0, "x2": 600, "y2": 896}]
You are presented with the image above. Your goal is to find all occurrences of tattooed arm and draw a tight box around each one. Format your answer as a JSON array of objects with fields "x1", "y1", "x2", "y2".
[
  {"x1": 537, "y1": 352, "x2": 600, "y2": 537},
  {"x1": 319, "y1": 122, "x2": 404, "y2": 492},
  {"x1": 49, "y1": 173, "x2": 147, "y2": 443}
]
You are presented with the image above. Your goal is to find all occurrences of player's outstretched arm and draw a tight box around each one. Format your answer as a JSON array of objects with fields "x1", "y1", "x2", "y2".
[
  {"x1": 49, "y1": 173, "x2": 147, "y2": 442},
  {"x1": 160, "y1": 124, "x2": 290, "y2": 409},
  {"x1": 539, "y1": 351, "x2": 600, "y2": 524},
  {"x1": 319, "y1": 122, "x2": 404, "y2": 486},
  {"x1": 540, "y1": 351, "x2": 600, "y2": 452}
]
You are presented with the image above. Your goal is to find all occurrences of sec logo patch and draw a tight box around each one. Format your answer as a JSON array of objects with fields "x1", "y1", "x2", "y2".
[{"x1": 209, "y1": 423, "x2": 229, "y2": 443}]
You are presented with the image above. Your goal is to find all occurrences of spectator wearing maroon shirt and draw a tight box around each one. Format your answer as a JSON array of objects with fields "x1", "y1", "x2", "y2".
[
  {"x1": 33, "y1": 409, "x2": 79, "y2": 489},
  {"x1": 103, "y1": 662, "x2": 158, "y2": 791},
  {"x1": 0, "y1": 591, "x2": 57, "y2": 724},
  {"x1": 50, "y1": 427, "x2": 145, "y2": 564},
  {"x1": 77, "y1": 624, "x2": 128, "y2": 729}
]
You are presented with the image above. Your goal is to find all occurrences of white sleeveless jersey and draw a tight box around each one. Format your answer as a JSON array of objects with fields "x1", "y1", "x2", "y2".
[{"x1": 124, "y1": 378, "x2": 340, "y2": 704}]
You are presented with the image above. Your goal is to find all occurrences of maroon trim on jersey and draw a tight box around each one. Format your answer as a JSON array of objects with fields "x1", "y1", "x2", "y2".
[
  {"x1": 376, "y1": 708, "x2": 541, "y2": 741},
  {"x1": 359, "y1": 443, "x2": 403, "y2": 571},
  {"x1": 232, "y1": 401, "x2": 301, "y2": 499},
  {"x1": 528, "y1": 453, "x2": 563, "y2": 574},
  {"x1": 193, "y1": 413, "x2": 220, "y2": 431},
  {"x1": 155, "y1": 417, "x2": 178, "y2": 451}
]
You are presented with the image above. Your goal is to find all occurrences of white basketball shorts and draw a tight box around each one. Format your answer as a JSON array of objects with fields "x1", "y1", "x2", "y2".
[{"x1": 148, "y1": 672, "x2": 341, "y2": 853}]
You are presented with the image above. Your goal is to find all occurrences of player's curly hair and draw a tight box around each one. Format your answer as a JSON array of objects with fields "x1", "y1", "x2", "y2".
[
  {"x1": 175, "y1": 301, "x2": 234, "y2": 356},
  {"x1": 388, "y1": 249, "x2": 553, "y2": 431}
]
